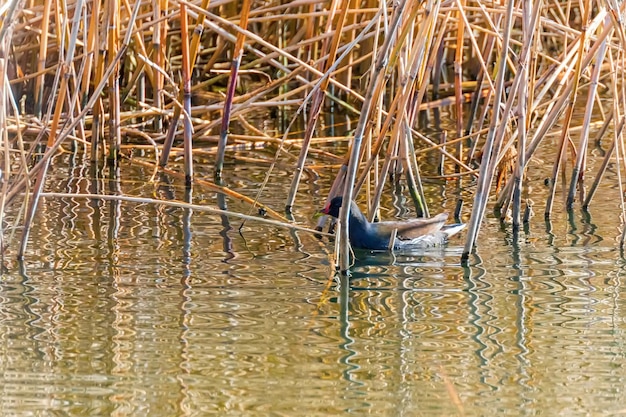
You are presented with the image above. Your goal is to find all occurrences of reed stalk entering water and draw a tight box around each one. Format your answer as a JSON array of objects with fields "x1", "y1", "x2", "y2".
[{"x1": 2, "y1": 0, "x2": 626, "y2": 269}]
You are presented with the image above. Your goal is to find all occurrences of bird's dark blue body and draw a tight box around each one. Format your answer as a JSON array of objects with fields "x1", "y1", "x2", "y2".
[{"x1": 321, "y1": 196, "x2": 464, "y2": 250}]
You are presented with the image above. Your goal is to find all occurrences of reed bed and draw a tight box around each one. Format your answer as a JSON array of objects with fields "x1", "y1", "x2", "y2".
[{"x1": 1, "y1": 0, "x2": 625, "y2": 270}]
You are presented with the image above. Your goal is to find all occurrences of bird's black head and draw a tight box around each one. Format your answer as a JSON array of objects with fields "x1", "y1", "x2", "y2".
[{"x1": 321, "y1": 196, "x2": 343, "y2": 218}]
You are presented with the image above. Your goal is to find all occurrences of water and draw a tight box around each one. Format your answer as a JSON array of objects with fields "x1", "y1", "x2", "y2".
[{"x1": 2, "y1": 150, "x2": 626, "y2": 416}]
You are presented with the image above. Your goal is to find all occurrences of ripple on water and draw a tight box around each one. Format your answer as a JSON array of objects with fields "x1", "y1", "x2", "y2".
[{"x1": 4, "y1": 161, "x2": 626, "y2": 416}]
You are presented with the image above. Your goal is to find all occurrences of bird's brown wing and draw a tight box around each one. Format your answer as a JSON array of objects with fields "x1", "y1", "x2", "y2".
[{"x1": 391, "y1": 212, "x2": 449, "y2": 241}]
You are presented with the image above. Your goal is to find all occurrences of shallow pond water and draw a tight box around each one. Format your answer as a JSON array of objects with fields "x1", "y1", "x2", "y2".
[{"x1": 2, "y1": 147, "x2": 626, "y2": 416}]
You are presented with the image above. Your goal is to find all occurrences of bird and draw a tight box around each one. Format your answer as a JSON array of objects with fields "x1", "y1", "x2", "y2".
[{"x1": 320, "y1": 196, "x2": 465, "y2": 250}]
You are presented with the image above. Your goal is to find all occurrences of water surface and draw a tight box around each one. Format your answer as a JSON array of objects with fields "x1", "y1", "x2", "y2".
[{"x1": 2, "y1": 149, "x2": 626, "y2": 416}]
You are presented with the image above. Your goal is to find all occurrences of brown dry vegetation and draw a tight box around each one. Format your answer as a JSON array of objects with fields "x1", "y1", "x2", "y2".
[{"x1": 1, "y1": 0, "x2": 625, "y2": 269}]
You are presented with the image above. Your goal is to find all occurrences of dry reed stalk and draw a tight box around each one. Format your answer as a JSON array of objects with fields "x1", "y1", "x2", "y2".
[
  {"x1": 531, "y1": 10, "x2": 607, "y2": 115},
  {"x1": 0, "y1": 24, "x2": 12, "y2": 252},
  {"x1": 152, "y1": 0, "x2": 166, "y2": 132},
  {"x1": 453, "y1": 0, "x2": 465, "y2": 145},
  {"x1": 125, "y1": 156, "x2": 289, "y2": 222},
  {"x1": 107, "y1": 0, "x2": 121, "y2": 163},
  {"x1": 17, "y1": 0, "x2": 86, "y2": 257},
  {"x1": 565, "y1": 15, "x2": 608, "y2": 210},
  {"x1": 338, "y1": 0, "x2": 407, "y2": 272},
  {"x1": 545, "y1": 0, "x2": 592, "y2": 219},
  {"x1": 245, "y1": 8, "x2": 384, "y2": 223},
  {"x1": 365, "y1": 10, "x2": 383, "y2": 210},
  {"x1": 365, "y1": 0, "x2": 437, "y2": 220},
  {"x1": 460, "y1": 8, "x2": 499, "y2": 166},
  {"x1": 91, "y1": 26, "x2": 105, "y2": 163},
  {"x1": 353, "y1": 5, "x2": 469, "y2": 201},
  {"x1": 4, "y1": 0, "x2": 626, "y2": 264},
  {"x1": 196, "y1": 7, "x2": 370, "y2": 98},
  {"x1": 490, "y1": 0, "x2": 541, "y2": 229},
  {"x1": 394, "y1": 0, "x2": 444, "y2": 216},
  {"x1": 604, "y1": 13, "x2": 626, "y2": 246},
  {"x1": 68, "y1": 49, "x2": 89, "y2": 154},
  {"x1": 8, "y1": 0, "x2": 141, "y2": 256},
  {"x1": 286, "y1": 0, "x2": 351, "y2": 212},
  {"x1": 213, "y1": 0, "x2": 254, "y2": 180},
  {"x1": 584, "y1": 114, "x2": 623, "y2": 210},
  {"x1": 339, "y1": 0, "x2": 357, "y2": 94},
  {"x1": 80, "y1": 0, "x2": 98, "y2": 111},
  {"x1": 614, "y1": 54, "x2": 626, "y2": 247},
  {"x1": 511, "y1": 0, "x2": 535, "y2": 235},
  {"x1": 303, "y1": 0, "x2": 316, "y2": 66},
  {"x1": 119, "y1": 0, "x2": 156, "y2": 104},
  {"x1": 33, "y1": 0, "x2": 51, "y2": 119},
  {"x1": 40, "y1": 191, "x2": 323, "y2": 235},
  {"x1": 160, "y1": 0, "x2": 211, "y2": 168},
  {"x1": 493, "y1": 5, "x2": 616, "y2": 219},
  {"x1": 179, "y1": 2, "x2": 194, "y2": 186},
  {"x1": 462, "y1": 0, "x2": 515, "y2": 262},
  {"x1": 403, "y1": 119, "x2": 428, "y2": 217},
  {"x1": 584, "y1": 7, "x2": 626, "y2": 210},
  {"x1": 368, "y1": 111, "x2": 401, "y2": 221},
  {"x1": 309, "y1": 11, "x2": 386, "y2": 231},
  {"x1": 408, "y1": 8, "x2": 450, "y2": 123}
]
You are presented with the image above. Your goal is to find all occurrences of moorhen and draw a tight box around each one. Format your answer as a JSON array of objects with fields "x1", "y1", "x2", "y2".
[{"x1": 321, "y1": 196, "x2": 465, "y2": 250}]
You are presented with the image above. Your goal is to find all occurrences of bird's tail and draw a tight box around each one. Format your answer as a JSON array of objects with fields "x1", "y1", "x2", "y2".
[{"x1": 440, "y1": 223, "x2": 466, "y2": 239}]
